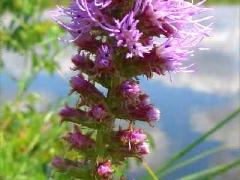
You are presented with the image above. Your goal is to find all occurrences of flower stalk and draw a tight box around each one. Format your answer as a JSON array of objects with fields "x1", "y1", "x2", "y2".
[{"x1": 51, "y1": 0, "x2": 211, "y2": 179}]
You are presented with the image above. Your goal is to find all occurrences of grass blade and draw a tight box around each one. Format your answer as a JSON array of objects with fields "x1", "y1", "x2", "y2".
[
  {"x1": 180, "y1": 157, "x2": 240, "y2": 180},
  {"x1": 158, "y1": 146, "x2": 226, "y2": 178},
  {"x1": 155, "y1": 107, "x2": 240, "y2": 176},
  {"x1": 142, "y1": 160, "x2": 158, "y2": 180}
]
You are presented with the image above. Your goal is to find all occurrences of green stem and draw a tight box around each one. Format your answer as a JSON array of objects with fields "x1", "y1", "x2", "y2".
[
  {"x1": 180, "y1": 157, "x2": 240, "y2": 180},
  {"x1": 155, "y1": 107, "x2": 240, "y2": 176},
  {"x1": 142, "y1": 160, "x2": 158, "y2": 180}
]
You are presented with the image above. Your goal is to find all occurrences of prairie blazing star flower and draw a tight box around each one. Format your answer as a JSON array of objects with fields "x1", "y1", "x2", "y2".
[{"x1": 52, "y1": 0, "x2": 212, "y2": 178}]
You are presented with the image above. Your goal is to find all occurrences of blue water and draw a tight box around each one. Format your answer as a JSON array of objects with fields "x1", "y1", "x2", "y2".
[{"x1": 0, "y1": 6, "x2": 239, "y2": 179}]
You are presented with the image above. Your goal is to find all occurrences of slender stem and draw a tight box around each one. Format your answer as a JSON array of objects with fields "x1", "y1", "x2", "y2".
[
  {"x1": 180, "y1": 157, "x2": 240, "y2": 180},
  {"x1": 155, "y1": 107, "x2": 240, "y2": 176},
  {"x1": 142, "y1": 160, "x2": 158, "y2": 180}
]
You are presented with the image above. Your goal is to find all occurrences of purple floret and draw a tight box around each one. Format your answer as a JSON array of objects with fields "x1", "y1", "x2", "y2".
[{"x1": 111, "y1": 11, "x2": 153, "y2": 58}]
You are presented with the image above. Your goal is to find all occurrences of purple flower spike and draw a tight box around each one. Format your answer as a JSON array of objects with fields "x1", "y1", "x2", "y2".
[
  {"x1": 89, "y1": 104, "x2": 107, "y2": 121},
  {"x1": 111, "y1": 12, "x2": 153, "y2": 58},
  {"x1": 52, "y1": 0, "x2": 212, "y2": 177},
  {"x1": 120, "y1": 80, "x2": 141, "y2": 98},
  {"x1": 63, "y1": 127, "x2": 95, "y2": 150}
]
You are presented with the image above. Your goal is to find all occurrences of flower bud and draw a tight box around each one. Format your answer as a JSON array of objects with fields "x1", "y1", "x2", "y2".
[
  {"x1": 146, "y1": 106, "x2": 160, "y2": 121},
  {"x1": 59, "y1": 105, "x2": 87, "y2": 119},
  {"x1": 97, "y1": 160, "x2": 113, "y2": 178},
  {"x1": 70, "y1": 75, "x2": 104, "y2": 100},
  {"x1": 74, "y1": 33, "x2": 100, "y2": 51},
  {"x1": 63, "y1": 128, "x2": 95, "y2": 150},
  {"x1": 120, "y1": 80, "x2": 141, "y2": 98},
  {"x1": 136, "y1": 142, "x2": 150, "y2": 155},
  {"x1": 51, "y1": 156, "x2": 78, "y2": 171},
  {"x1": 89, "y1": 104, "x2": 108, "y2": 122},
  {"x1": 130, "y1": 104, "x2": 160, "y2": 122},
  {"x1": 118, "y1": 128, "x2": 147, "y2": 145},
  {"x1": 72, "y1": 54, "x2": 94, "y2": 71},
  {"x1": 95, "y1": 45, "x2": 113, "y2": 70}
]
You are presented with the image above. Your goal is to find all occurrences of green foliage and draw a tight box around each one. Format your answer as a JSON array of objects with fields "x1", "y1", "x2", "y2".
[
  {"x1": 0, "y1": 1, "x2": 67, "y2": 179},
  {"x1": 0, "y1": 94, "x2": 67, "y2": 180},
  {"x1": 207, "y1": 0, "x2": 239, "y2": 5},
  {"x1": 0, "y1": 0, "x2": 64, "y2": 75}
]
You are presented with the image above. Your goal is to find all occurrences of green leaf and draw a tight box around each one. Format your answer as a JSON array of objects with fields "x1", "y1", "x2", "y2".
[{"x1": 158, "y1": 146, "x2": 226, "y2": 178}]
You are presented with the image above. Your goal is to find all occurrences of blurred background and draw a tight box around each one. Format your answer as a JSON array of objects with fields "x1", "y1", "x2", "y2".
[{"x1": 0, "y1": 0, "x2": 239, "y2": 179}]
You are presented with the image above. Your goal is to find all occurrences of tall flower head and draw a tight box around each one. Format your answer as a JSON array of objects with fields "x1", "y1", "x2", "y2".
[{"x1": 52, "y1": 0, "x2": 212, "y2": 178}]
